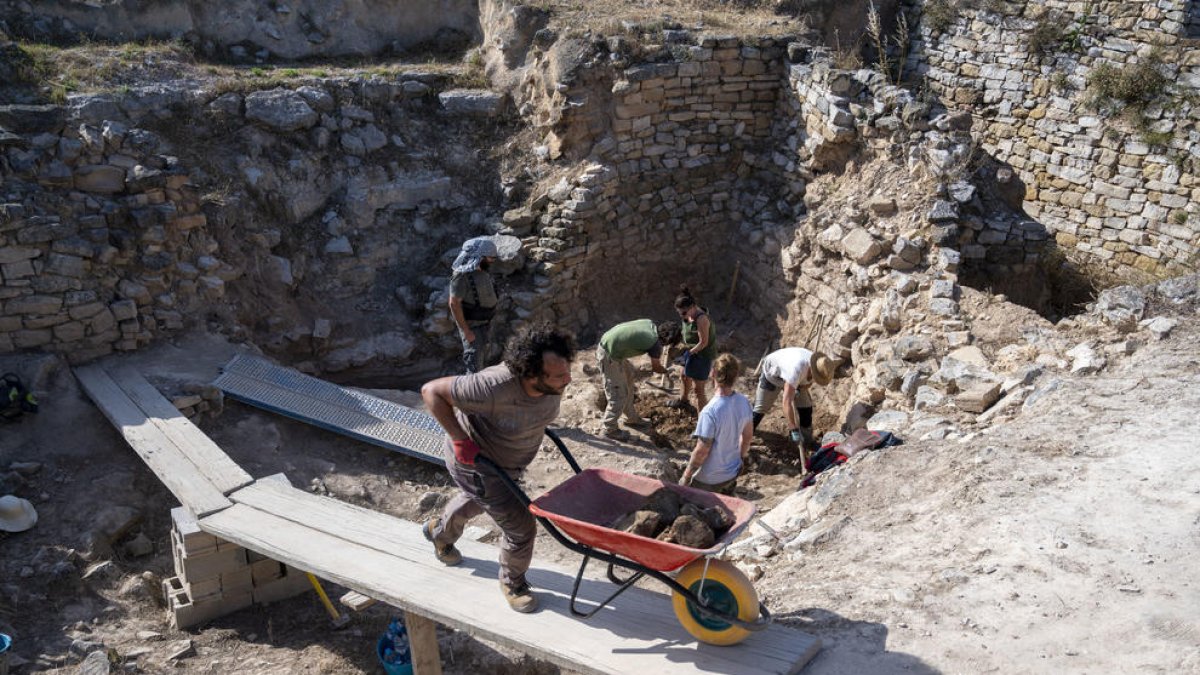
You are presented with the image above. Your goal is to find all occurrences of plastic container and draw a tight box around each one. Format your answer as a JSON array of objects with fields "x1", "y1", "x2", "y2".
[{"x1": 0, "y1": 632, "x2": 11, "y2": 675}]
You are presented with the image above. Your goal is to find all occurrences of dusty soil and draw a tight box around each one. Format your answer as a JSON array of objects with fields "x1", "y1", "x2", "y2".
[{"x1": 2, "y1": 306, "x2": 1197, "y2": 674}]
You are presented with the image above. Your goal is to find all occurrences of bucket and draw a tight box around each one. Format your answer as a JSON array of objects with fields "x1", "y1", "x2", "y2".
[
  {"x1": 0, "y1": 632, "x2": 11, "y2": 675},
  {"x1": 375, "y1": 634, "x2": 413, "y2": 675}
]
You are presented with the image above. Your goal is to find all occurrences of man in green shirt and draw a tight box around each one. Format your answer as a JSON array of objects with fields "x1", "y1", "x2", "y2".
[{"x1": 596, "y1": 319, "x2": 681, "y2": 441}]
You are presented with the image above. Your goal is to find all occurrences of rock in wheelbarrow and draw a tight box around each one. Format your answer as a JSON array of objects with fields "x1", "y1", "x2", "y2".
[
  {"x1": 643, "y1": 488, "x2": 684, "y2": 523},
  {"x1": 612, "y1": 510, "x2": 664, "y2": 538},
  {"x1": 657, "y1": 514, "x2": 715, "y2": 549},
  {"x1": 681, "y1": 502, "x2": 734, "y2": 534}
]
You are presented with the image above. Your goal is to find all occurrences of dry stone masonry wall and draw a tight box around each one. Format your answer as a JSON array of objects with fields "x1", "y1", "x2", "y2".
[
  {"x1": 907, "y1": 0, "x2": 1200, "y2": 278},
  {"x1": 0, "y1": 103, "x2": 228, "y2": 362}
]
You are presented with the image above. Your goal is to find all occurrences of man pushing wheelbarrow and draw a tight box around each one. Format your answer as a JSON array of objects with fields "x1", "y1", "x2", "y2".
[{"x1": 421, "y1": 324, "x2": 771, "y2": 644}]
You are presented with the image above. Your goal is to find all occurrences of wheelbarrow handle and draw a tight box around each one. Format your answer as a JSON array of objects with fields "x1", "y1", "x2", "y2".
[{"x1": 544, "y1": 427, "x2": 582, "y2": 475}]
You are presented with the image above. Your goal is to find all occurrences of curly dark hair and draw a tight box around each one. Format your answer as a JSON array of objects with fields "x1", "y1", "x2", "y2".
[
  {"x1": 504, "y1": 324, "x2": 577, "y2": 379},
  {"x1": 656, "y1": 321, "x2": 682, "y2": 346}
]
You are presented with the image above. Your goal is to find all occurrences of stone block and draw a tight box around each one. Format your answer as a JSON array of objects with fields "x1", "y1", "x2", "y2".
[
  {"x1": 245, "y1": 88, "x2": 318, "y2": 131},
  {"x1": 841, "y1": 229, "x2": 882, "y2": 265},
  {"x1": 73, "y1": 165, "x2": 126, "y2": 193},
  {"x1": 438, "y1": 90, "x2": 508, "y2": 117},
  {"x1": 7, "y1": 295, "x2": 61, "y2": 315},
  {"x1": 0, "y1": 247, "x2": 41, "y2": 265},
  {"x1": 12, "y1": 329, "x2": 52, "y2": 348},
  {"x1": 955, "y1": 382, "x2": 1002, "y2": 413},
  {"x1": 110, "y1": 299, "x2": 139, "y2": 321}
]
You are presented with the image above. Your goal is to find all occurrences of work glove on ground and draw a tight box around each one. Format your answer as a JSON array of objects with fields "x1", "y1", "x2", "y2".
[{"x1": 453, "y1": 438, "x2": 481, "y2": 465}]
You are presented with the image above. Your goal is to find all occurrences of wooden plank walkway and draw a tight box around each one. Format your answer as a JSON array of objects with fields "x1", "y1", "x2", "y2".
[
  {"x1": 75, "y1": 365, "x2": 249, "y2": 516},
  {"x1": 204, "y1": 480, "x2": 820, "y2": 675},
  {"x1": 79, "y1": 361, "x2": 821, "y2": 673}
]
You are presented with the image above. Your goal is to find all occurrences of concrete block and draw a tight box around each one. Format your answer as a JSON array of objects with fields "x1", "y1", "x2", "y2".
[
  {"x1": 251, "y1": 558, "x2": 285, "y2": 585},
  {"x1": 252, "y1": 566, "x2": 311, "y2": 605},
  {"x1": 221, "y1": 566, "x2": 254, "y2": 593},
  {"x1": 176, "y1": 544, "x2": 248, "y2": 581}
]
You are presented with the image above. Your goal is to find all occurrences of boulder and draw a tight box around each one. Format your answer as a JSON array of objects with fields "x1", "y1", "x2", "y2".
[
  {"x1": 868, "y1": 197, "x2": 897, "y2": 216},
  {"x1": 73, "y1": 165, "x2": 126, "y2": 193},
  {"x1": 612, "y1": 510, "x2": 663, "y2": 538},
  {"x1": 1154, "y1": 274, "x2": 1197, "y2": 305},
  {"x1": 1141, "y1": 316, "x2": 1177, "y2": 340},
  {"x1": 1093, "y1": 285, "x2": 1145, "y2": 331},
  {"x1": 841, "y1": 228, "x2": 882, "y2": 265},
  {"x1": 245, "y1": 88, "x2": 318, "y2": 132},
  {"x1": 0, "y1": 104, "x2": 65, "y2": 133},
  {"x1": 1066, "y1": 342, "x2": 1105, "y2": 375},
  {"x1": 893, "y1": 335, "x2": 934, "y2": 361},
  {"x1": 928, "y1": 200, "x2": 959, "y2": 222},
  {"x1": 658, "y1": 514, "x2": 714, "y2": 549},
  {"x1": 438, "y1": 90, "x2": 508, "y2": 117},
  {"x1": 955, "y1": 382, "x2": 1002, "y2": 413}
]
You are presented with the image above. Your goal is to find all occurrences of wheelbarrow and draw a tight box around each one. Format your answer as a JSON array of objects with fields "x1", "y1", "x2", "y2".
[{"x1": 476, "y1": 429, "x2": 773, "y2": 646}]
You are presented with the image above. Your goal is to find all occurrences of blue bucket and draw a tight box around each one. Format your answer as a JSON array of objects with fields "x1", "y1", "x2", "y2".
[
  {"x1": 0, "y1": 632, "x2": 11, "y2": 675},
  {"x1": 376, "y1": 634, "x2": 412, "y2": 675}
]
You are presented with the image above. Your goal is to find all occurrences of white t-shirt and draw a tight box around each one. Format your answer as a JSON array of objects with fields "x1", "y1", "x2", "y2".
[
  {"x1": 692, "y1": 392, "x2": 753, "y2": 484},
  {"x1": 762, "y1": 348, "x2": 815, "y2": 388}
]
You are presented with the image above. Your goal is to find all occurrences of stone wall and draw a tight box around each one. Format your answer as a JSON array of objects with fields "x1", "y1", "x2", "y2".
[
  {"x1": 3, "y1": 0, "x2": 481, "y2": 60},
  {"x1": 906, "y1": 0, "x2": 1200, "y2": 278},
  {"x1": 0, "y1": 104, "x2": 227, "y2": 362},
  {"x1": 505, "y1": 36, "x2": 792, "y2": 336},
  {"x1": 1, "y1": 77, "x2": 522, "y2": 367}
]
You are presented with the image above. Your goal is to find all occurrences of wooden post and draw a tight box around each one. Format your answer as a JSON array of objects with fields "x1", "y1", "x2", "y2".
[{"x1": 405, "y1": 610, "x2": 442, "y2": 675}]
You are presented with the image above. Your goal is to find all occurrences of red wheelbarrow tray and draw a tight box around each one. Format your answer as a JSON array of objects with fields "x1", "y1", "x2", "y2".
[{"x1": 528, "y1": 467, "x2": 757, "y2": 572}]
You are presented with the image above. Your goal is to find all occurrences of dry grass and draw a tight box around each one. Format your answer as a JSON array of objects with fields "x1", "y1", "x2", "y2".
[{"x1": 533, "y1": 0, "x2": 800, "y2": 37}]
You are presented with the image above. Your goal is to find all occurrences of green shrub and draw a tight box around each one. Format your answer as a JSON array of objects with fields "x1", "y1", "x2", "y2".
[
  {"x1": 924, "y1": 0, "x2": 959, "y2": 35},
  {"x1": 1027, "y1": 16, "x2": 1062, "y2": 54},
  {"x1": 1085, "y1": 55, "x2": 1169, "y2": 113}
]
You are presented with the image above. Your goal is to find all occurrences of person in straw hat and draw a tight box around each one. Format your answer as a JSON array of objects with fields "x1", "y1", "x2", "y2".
[
  {"x1": 751, "y1": 347, "x2": 837, "y2": 455},
  {"x1": 0, "y1": 495, "x2": 38, "y2": 533}
]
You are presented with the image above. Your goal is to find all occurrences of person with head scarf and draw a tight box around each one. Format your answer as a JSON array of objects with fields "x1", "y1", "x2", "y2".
[{"x1": 449, "y1": 236, "x2": 500, "y2": 374}]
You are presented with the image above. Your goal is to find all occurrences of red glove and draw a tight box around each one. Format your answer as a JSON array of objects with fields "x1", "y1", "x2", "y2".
[{"x1": 452, "y1": 438, "x2": 481, "y2": 465}]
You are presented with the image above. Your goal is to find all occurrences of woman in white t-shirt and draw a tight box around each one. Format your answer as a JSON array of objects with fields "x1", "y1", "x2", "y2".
[{"x1": 682, "y1": 353, "x2": 753, "y2": 495}]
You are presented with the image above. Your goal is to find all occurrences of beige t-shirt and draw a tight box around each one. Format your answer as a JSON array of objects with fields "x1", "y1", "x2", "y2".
[{"x1": 448, "y1": 364, "x2": 560, "y2": 471}]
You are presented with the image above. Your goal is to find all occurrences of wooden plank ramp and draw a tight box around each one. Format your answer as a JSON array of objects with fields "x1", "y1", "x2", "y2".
[
  {"x1": 75, "y1": 365, "x2": 242, "y2": 517},
  {"x1": 203, "y1": 480, "x2": 820, "y2": 675}
]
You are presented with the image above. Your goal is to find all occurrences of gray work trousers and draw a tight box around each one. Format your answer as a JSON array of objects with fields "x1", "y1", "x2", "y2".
[
  {"x1": 459, "y1": 321, "x2": 490, "y2": 375},
  {"x1": 431, "y1": 455, "x2": 535, "y2": 588},
  {"x1": 597, "y1": 344, "x2": 636, "y2": 431}
]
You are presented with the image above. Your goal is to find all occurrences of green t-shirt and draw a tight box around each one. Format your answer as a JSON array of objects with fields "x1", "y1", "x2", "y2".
[
  {"x1": 681, "y1": 311, "x2": 717, "y2": 360},
  {"x1": 600, "y1": 319, "x2": 663, "y2": 360}
]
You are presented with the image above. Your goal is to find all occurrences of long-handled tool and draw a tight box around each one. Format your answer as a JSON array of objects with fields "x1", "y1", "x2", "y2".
[{"x1": 307, "y1": 573, "x2": 351, "y2": 629}]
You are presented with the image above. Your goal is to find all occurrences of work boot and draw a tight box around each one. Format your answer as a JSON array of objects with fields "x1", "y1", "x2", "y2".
[
  {"x1": 599, "y1": 425, "x2": 631, "y2": 441},
  {"x1": 422, "y1": 518, "x2": 462, "y2": 566},
  {"x1": 624, "y1": 414, "x2": 652, "y2": 429},
  {"x1": 501, "y1": 580, "x2": 539, "y2": 613}
]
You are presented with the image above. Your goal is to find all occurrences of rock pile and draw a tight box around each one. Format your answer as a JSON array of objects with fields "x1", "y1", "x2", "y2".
[{"x1": 611, "y1": 487, "x2": 735, "y2": 549}]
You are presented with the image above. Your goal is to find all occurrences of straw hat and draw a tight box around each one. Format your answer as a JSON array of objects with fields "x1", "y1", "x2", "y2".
[
  {"x1": 0, "y1": 495, "x2": 37, "y2": 533},
  {"x1": 810, "y1": 352, "x2": 836, "y2": 386}
]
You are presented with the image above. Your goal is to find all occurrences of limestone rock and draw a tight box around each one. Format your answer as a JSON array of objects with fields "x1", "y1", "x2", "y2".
[
  {"x1": 841, "y1": 228, "x2": 882, "y2": 265},
  {"x1": 928, "y1": 200, "x2": 959, "y2": 222},
  {"x1": 1141, "y1": 316, "x2": 1177, "y2": 340},
  {"x1": 438, "y1": 90, "x2": 508, "y2": 117},
  {"x1": 893, "y1": 335, "x2": 934, "y2": 361},
  {"x1": 0, "y1": 104, "x2": 65, "y2": 134},
  {"x1": 1154, "y1": 274, "x2": 1196, "y2": 305},
  {"x1": 1066, "y1": 342, "x2": 1105, "y2": 375},
  {"x1": 1093, "y1": 285, "x2": 1145, "y2": 331},
  {"x1": 868, "y1": 197, "x2": 897, "y2": 216},
  {"x1": 245, "y1": 88, "x2": 318, "y2": 131},
  {"x1": 73, "y1": 165, "x2": 126, "y2": 193},
  {"x1": 955, "y1": 382, "x2": 1002, "y2": 413}
]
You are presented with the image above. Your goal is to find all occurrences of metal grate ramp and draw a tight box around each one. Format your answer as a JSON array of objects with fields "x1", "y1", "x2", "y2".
[{"x1": 213, "y1": 354, "x2": 444, "y2": 465}]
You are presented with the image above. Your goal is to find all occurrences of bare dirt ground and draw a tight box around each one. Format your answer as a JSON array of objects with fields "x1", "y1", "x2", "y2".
[{"x1": 2, "y1": 309, "x2": 1198, "y2": 674}]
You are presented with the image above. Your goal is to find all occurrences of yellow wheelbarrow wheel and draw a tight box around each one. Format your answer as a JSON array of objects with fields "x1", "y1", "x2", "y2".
[{"x1": 671, "y1": 559, "x2": 759, "y2": 646}]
